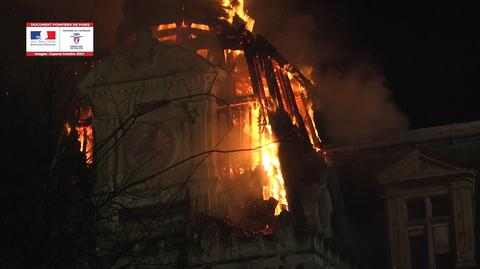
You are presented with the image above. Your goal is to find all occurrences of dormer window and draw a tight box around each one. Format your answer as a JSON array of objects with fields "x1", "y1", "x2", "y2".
[
  {"x1": 406, "y1": 196, "x2": 453, "y2": 269},
  {"x1": 377, "y1": 149, "x2": 476, "y2": 269}
]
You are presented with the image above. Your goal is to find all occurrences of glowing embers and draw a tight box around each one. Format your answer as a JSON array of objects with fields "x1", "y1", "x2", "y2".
[
  {"x1": 251, "y1": 103, "x2": 288, "y2": 215},
  {"x1": 158, "y1": 35, "x2": 177, "y2": 43},
  {"x1": 191, "y1": 23, "x2": 210, "y2": 31},
  {"x1": 157, "y1": 22, "x2": 210, "y2": 31},
  {"x1": 158, "y1": 22, "x2": 211, "y2": 32},
  {"x1": 157, "y1": 23, "x2": 176, "y2": 31},
  {"x1": 197, "y1": 49, "x2": 209, "y2": 58},
  {"x1": 76, "y1": 105, "x2": 94, "y2": 165},
  {"x1": 155, "y1": 24, "x2": 176, "y2": 43}
]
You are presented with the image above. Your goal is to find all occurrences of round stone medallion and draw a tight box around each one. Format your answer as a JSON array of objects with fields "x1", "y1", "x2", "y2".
[{"x1": 125, "y1": 122, "x2": 175, "y2": 171}]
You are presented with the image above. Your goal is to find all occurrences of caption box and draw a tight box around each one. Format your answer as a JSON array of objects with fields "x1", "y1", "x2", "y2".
[{"x1": 26, "y1": 22, "x2": 94, "y2": 56}]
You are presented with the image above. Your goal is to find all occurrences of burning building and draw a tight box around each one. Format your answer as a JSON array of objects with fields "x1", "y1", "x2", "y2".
[
  {"x1": 68, "y1": 1, "x2": 478, "y2": 269},
  {"x1": 74, "y1": 1, "x2": 353, "y2": 268}
]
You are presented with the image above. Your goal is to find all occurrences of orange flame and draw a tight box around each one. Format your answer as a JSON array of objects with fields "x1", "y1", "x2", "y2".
[
  {"x1": 76, "y1": 106, "x2": 94, "y2": 166},
  {"x1": 288, "y1": 71, "x2": 323, "y2": 152},
  {"x1": 221, "y1": 0, "x2": 255, "y2": 31},
  {"x1": 64, "y1": 122, "x2": 72, "y2": 136},
  {"x1": 251, "y1": 103, "x2": 288, "y2": 215}
]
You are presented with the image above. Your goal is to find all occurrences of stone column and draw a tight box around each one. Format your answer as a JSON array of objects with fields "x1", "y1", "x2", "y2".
[
  {"x1": 450, "y1": 178, "x2": 476, "y2": 268},
  {"x1": 385, "y1": 194, "x2": 409, "y2": 269}
]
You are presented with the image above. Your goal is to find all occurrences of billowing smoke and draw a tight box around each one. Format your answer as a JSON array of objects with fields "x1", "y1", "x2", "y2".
[
  {"x1": 249, "y1": 0, "x2": 409, "y2": 144},
  {"x1": 314, "y1": 63, "x2": 409, "y2": 143}
]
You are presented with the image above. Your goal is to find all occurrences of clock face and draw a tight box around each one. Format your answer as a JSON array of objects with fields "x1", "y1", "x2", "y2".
[{"x1": 125, "y1": 123, "x2": 175, "y2": 171}]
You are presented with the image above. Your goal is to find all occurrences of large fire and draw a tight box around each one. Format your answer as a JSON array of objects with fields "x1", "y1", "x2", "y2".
[
  {"x1": 223, "y1": 49, "x2": 290, "y2": 216},
  {"x1": 67, "y1": 0, "x2": 323, "y2": 222},
  {"x1": 222, "y1": 48, "x2": 323, "y2": 216},
  {"x1": 153, "y1": 0, "x2": 324, "y2": 218},
  {"x1": 251, "y1": 104, "x2": 288, "y2": 215}
]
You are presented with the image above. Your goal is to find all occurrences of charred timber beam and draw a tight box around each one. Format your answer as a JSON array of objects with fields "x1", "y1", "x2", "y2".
[
  {"x1": 240, "y1": 28, "x2": 328, "y2": 232},
  {"x1": 244, "y1": 32, "x2": 321, "y2": 148},
  {"x1": 281, "y1": 70, "x2": 311, "y2": 143},
  {"x1": 299, "y1": 91, "x2": 323, "y2": 149},
  {"x1": 244, "y1": 46, "x2": 268, "y2": 115},
  {"x1": 261, "y1": 54, "x2": 284, "y2": 112},
  {"x1": 254, "y1": 35, "x2": 316, "y2": 92}
]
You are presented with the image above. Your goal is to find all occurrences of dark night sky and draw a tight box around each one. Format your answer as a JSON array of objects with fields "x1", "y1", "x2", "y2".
[{"x1": 344, "y1": 0, "x2": 480, "y2": 128}]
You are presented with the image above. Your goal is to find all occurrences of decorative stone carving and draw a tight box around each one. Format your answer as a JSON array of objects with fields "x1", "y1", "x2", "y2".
[{"x1": 78, "y1": 40, "x2": 216, "y2": 91}]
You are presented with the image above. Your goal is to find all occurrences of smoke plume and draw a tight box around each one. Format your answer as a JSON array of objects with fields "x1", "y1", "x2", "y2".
[{"x1": 249, "y1": 0, "x2": 409, "y2": 144}]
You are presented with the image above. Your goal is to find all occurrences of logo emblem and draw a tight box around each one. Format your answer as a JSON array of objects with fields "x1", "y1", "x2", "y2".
[{"x1": 71, "y1": 33, "x2": 82, "y2": 44}]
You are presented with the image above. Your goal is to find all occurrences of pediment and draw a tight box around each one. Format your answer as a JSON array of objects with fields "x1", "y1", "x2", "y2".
[
  {"x1": 377, "y1": 149, "x2": 473, "y2": 184},
  {"x1": 78, "y1": 39, "x2": 218, "y2": 90}
]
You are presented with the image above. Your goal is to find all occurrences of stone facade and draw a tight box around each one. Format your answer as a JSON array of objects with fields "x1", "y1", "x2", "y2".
[
  {"x1": 329, "y1": 122, "x2": 480, "y2": 269},
  {"x1": 378, "y1": 149, "x2": 476, "y2": 268},
  {"x1": 79, "y1": 36, "x2": 227, "y2": 217},
  {"x1": 78, "y1": 35, "x2": 352, "y2": 268}
]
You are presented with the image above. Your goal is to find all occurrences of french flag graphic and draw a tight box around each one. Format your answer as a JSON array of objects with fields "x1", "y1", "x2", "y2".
[
  {"x1": 30, "y1": 31, "x2": 41, "y2": 39},
  {"x1": 45, "y1": 31, "x2": 56, "y2": 40},
  {"x1": 30, "y1": 31, "x2": 56, "y2": 40}
]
